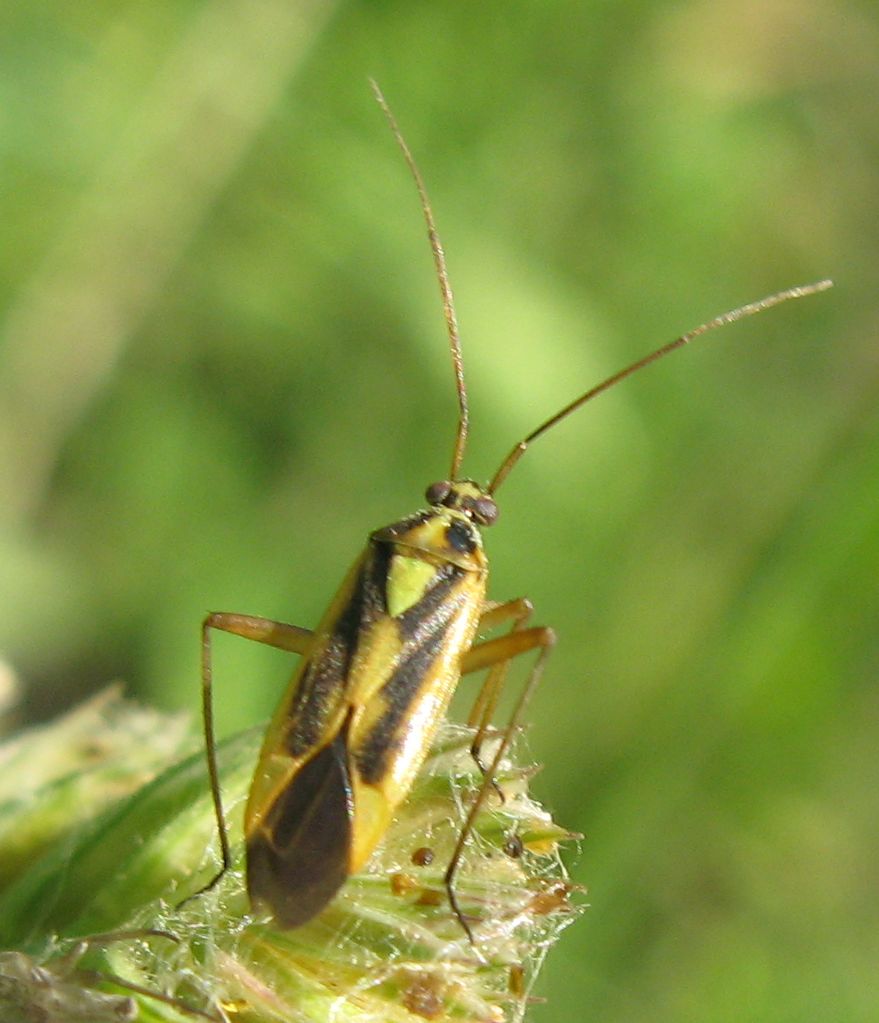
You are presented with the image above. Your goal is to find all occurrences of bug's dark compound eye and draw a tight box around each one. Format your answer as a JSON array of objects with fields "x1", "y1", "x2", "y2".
[
  {"x1": 446, "y1": 519, "x2": 477, "y2": 554},
  {"x1": 425, "y1": 481, "x2": 452, "y2": 506},
  {"x1": 472, "y1": 496, "x2": 498, "y2": 526}
]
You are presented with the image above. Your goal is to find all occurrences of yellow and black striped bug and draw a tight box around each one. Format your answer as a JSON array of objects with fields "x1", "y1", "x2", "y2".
[{"x1": 188, "y1": 82, "x2": 831, "y2": 939}]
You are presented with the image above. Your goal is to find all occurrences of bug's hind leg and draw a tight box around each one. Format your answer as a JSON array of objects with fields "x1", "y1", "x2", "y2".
[{"x1": 179, "y1": 613, "x2": 314, "y2": 907}]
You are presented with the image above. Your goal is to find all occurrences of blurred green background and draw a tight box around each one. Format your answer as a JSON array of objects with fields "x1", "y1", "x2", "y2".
[{"x1": 1, "y1": 1, "x2": 876, "y2": 1020}]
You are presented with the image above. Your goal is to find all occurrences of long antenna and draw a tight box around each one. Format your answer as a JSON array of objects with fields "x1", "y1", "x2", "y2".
[
  {"x1": 487, "y1": 279, "x2": 833, "y2": 494},
  {"x1": 370, "y1": 80, "x2": 470, "y2": 480}
]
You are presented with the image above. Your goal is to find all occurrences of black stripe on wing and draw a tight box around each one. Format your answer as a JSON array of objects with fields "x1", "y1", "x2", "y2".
[
  {"x1": 355, "y1": 562, "x2": 467, "y2": 784},
  {"x1": 284, "y1": 543, "x2": 391, "y2": 758}
]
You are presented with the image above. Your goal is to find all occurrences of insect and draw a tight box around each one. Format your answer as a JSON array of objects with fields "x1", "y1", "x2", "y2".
[{"x1": 188, "y1": 81, "x2": 831, "y2": 939}]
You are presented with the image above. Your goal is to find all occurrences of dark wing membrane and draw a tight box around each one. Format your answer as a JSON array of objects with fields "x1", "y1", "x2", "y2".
[{"x1": 247, "y1": 712, "x2": 355, "y2": 928}]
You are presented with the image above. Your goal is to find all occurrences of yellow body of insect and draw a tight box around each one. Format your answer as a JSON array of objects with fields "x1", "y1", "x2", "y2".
[
  {"x1": 245, "y1": 489, "x2": 490, "y2": 925},
  {"x1": 189, "y1": 82, "x2": 831, "y2": 936}
]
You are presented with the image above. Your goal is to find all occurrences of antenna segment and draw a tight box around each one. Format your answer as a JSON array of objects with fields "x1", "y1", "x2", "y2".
[
  {"x1": 487, "y1": 279, "x2": 833, "y2": 494},
  {"x1": 370, "y1": 83, "x2": 831, "y2": 499},
  {"x1": 371, "y1": 80, "x2": 470, "y2": 481}
]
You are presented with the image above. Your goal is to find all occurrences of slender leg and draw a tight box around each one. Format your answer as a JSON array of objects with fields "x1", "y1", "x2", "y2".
[
  {"x1": 462, "y1": 597, "x2": 535, "y2": 771},
  {"x1": 183, "y1": 613, "x2": 314, "y2": 904},
  {"x1": 446, "y1": 606, "x2": 556, "y2": 943}
]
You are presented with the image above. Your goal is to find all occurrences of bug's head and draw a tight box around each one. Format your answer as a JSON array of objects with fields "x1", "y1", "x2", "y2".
[
  {"x1": 424, "y1": 479, "x2": 498, "y2": 527},
  {"x1": 373, "y1": 480, "x2": 490, "y2": 571}
]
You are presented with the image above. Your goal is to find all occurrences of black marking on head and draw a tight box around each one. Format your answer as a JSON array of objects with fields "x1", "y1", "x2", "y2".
[
  {"x1": 445, "y1": 519, "x2": 477, "y2": 554},
  {"x1": 248, "y1": 713, "x2": 354, "y2": 928},
  {"x1": 284, "y1": 543, "x2": 391, "y2": 757}
]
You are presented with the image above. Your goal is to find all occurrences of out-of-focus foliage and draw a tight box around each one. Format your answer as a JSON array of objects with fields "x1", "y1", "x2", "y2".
[{"x1": 0, "y1": 2, "x2": 875, "y2": 1021}]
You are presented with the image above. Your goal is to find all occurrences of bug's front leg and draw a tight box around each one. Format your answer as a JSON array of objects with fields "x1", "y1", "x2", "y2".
[
  {"x1": 463, "y1": 597, "x2": 539, "y2": 772},
  {"x1": 185, "y1": 613, "x2": 315, "y2": 903},
  {"x1": 447, "y1": 604, "x2": 556, "y2": 943}
]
